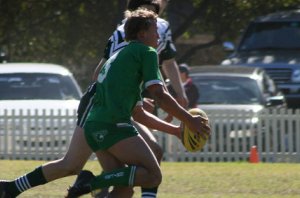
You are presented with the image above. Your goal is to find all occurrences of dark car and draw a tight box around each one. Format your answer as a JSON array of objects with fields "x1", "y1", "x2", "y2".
[
  {"x1": 221, "y1": 9, "x2": 300, "y2": 108},
  {"x1": 189, "y1": 65, "x2": 286, "y2": 152}
]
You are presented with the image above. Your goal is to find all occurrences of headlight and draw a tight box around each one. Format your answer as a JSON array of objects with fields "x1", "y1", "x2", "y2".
[
  {"x1": 221, "y1": 59, "x2": 232, "y2": 65},
  {"x1": 251, "y1": 117, "x2": 259, "y2": 124},
  {"x1": 243, "y1": 117, "x2": 259, "y2": 125},
  {"x1": 292, "y1": 69, "x2": 300, "y2": 82}
]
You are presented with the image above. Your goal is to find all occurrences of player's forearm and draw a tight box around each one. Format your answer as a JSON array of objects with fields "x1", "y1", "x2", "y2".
[
  {"x1": 162, "y1": 59, "x2": 186, "y2": 98},
  {"x1": 132, "y1": 106, "x2": 179, "y2": 136},
  {"x1": 153, "y1": 89, "x2": 191, "y2": 124}
]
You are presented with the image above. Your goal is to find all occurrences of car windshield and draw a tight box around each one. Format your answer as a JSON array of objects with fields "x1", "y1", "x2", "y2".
[
  {"x1": 239, "y1": 21, "x2": 300, "y2": 51},
  {"x1": 191, "y1": 76, "x2": 263, "y2": 105},
  {"x1": 0, "y1": 73, "x2": 81, "y2": 100}
]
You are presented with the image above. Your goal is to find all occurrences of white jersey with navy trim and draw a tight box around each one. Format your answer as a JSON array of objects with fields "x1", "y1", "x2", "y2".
[{"x1": 103, "y1": 17, "x2": 176, "y2": 61}]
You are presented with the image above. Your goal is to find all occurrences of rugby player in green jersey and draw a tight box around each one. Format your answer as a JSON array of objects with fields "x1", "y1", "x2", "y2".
[
  {"x1": 0, "y1": 2, "x2": 199, "y2": 198},
  {"x1": 0, "y1": 3, "x2": 185, "y2": 198},
  {"x1": 66, "y1": 8, "x2": 210, "y2": 198}
]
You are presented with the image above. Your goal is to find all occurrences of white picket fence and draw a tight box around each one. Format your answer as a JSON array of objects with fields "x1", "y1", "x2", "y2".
[
  {"x1": 1, "y1": 108, "x2": 300, "y2": 162},
  {"x1": 157, "y1": 108, "x2": 300, "y2": 163},
  {"x1": 0, "y1": 109, "x2": 77, "y2": 160}
]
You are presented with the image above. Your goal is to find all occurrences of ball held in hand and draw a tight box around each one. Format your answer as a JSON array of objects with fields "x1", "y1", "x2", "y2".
[{"x1": 181, "y1": 108, "x2": 210, "y2": 152}]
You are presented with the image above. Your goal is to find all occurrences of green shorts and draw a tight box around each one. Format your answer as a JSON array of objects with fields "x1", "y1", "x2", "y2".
[{"x1": 84, "y1": 121, "x2": 138, "y2": 152}]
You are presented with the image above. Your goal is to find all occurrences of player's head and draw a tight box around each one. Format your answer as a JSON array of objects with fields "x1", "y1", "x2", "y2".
[
  {"x1": 179, "y1": 63, "x2": 190, "y2": 75},
  {"x1": 125, "y1": 8, "x2": 158, "y2": 48},
  {"x1": 127, "y1": 0, "x2": 160, "y2": 14},
  {"x1": 179, "y1": 63, "x2": 190, "y2": 82}
]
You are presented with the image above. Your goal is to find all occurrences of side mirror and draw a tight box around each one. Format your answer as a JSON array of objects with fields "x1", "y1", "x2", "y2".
[
  {"x1": 266, "y1": 95, "x2": 286, "y2": 107},
  {"x1": 223, "y1": 42, "x2": 235, "y2": 52}
]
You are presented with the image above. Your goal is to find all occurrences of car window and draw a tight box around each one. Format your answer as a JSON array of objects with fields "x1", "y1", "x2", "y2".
[
  {"x1": 0, "y1": 73, "x2": 81, "y2": 100},
  {"x1": 191, "y1": 76, "x2": 263, "y2": 105},
  {"x1": 239, "y1": 21, "x2": 300, "y2": 51}
]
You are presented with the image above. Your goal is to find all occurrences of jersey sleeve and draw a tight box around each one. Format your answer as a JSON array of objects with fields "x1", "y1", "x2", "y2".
[
  {"x1": 103, "y1": 26, "x2": 128, "y2": 60},
  {"x1": 157, "y1": 18, "x2": 177, "y2": 62},
  {"x1": 141, "y1": 47, "x2": 163, "y2": 88}
]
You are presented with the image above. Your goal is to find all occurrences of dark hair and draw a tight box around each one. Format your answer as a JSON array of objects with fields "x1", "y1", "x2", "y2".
[
  {"x1": 125, "y1": 8, "x2": 157, "y2": 41},
  {"x1": 127, "y1": 0, "x2": 160, "y2": 14},
  {"x1": 179, "y1": 63, "x2": 189, "y2": 75}
]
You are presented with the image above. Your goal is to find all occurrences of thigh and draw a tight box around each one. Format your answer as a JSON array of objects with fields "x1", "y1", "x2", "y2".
[
  {"x1": 42, "y1": 126, "x2": 92, "y2": 180},
  {"x1": 98, "y1": 150, "x2": 125, "y2": 172},
  {"x1": 63, "y1": 126, "x2": 92, "y2": 165},
  {"x1": 132, "y1": 121, "x2": 163, "y2": 162},
  {"x1": 105, "y1": 134, "x2": 159, "y2": 172}
]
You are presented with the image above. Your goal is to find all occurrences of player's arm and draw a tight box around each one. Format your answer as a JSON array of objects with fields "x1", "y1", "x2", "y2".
[
  {"x1": 147, "y1": 83, "x2": 210, "y2": 139},
  {"x1": 131, "y1": 104, "x2": 181, "y2": 139},
  {"x1": 158, "y1": 19, "x2": 188, "y2": 108},
  {"x1": 142, "y1": 97, "x2": 155, "y2": 114},
  {"x1": 92, "y1": 58, "x2": 107, "y2": 81},
  {"x1": 92, "y1": 30, "x2": 116, "y2": 81},
  {"x1": 161, "y1": 58, "x2": 188, "y2": 108}
]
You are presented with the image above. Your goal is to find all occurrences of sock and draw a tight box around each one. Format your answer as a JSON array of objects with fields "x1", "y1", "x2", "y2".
[
  {"x1": 6, "y1": 166, "x2": 47, "y2": 197},
  {"x1": 90, "y1": 166, "x2": 136, "y2": 191},
  {"x1": 141, "y1": 187, "x2": 158, "y2": 198}
]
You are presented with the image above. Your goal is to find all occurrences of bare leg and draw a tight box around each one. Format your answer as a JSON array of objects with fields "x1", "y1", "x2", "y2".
[
  {"x1": 97, "y1": 122, "x2": 163, "y2": 198},
  {"x1": 97, "y1": 151, "x2": 134, "y2": 198},
  {"x1": 133, "y1": 121, "x2": 163, "y2": 163},
  {"x1": 42, "y1": 126, "x2": 92, "y2": 181},
  {"x1": 95, "y1": 134, "x2": 161, "y2": 188},
  {"x1": 1, "y1": 126, "x2": 93, "y2": 197}
]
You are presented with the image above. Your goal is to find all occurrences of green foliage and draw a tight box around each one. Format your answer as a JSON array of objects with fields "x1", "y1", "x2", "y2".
[
  {"x1": 166, "y1": 0, "x2": 300, "y2": 64},
  {"x1": 1, "y1": 0, "x2": 300, "y2": 87},
  {"x1": 170, "y1": 0, "x2": 300, "y2": 41},
  {"x1": 0, "y1": 0, "x2": 123, "y2": 88}
]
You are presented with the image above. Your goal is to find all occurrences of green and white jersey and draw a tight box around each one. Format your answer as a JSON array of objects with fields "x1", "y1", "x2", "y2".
[
  {"x1": 87, "y1": 41, "x2": 163, "y2": 124},
  {"x1": 104, "y1": 17, "x2": 176, "y2": 63}
]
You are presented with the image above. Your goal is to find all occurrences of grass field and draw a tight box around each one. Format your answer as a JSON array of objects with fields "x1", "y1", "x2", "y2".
[{"x1": 1, "y1": 160, "x2": 300, "y2": 198}]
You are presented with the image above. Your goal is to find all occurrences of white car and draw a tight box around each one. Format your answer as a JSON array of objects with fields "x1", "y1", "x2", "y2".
[
  {"x1": 189, "y1": 65, "x2": 286, "y2": 152},
  {"x1": 0, "y1": 63, "x2": 82, "y2": 153}
]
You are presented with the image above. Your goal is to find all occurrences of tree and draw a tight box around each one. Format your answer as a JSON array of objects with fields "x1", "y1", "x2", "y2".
[
  {"x1": 1, "y1": 0, "x2": 300, "y2": 88},
  {"x1": 0, "y1": 0, "x2": 126, "y2": 88},
  {"x1": 166, "y1": 0, "x2": 300, "y2": 64}
]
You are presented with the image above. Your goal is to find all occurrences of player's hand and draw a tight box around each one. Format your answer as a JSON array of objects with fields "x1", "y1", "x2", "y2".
[{"x1": 186, "y1": 115, "x2": 211, "y2": 140}]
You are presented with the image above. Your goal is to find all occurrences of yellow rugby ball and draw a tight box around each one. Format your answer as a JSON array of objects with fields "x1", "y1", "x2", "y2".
[{"x1": 181, "y1": 108, "x2": 210, "y2": 152}]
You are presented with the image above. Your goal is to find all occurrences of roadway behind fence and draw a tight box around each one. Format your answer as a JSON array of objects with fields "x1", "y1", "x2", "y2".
[{"x1": 1, "y1": 108, "x2": 300, "y2": 162}]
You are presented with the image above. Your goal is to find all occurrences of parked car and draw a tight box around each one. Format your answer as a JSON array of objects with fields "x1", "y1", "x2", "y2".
[
  {"x1": 189, "y1": 65, "x2": 286, "y2": 152},
  {"x1": 221, "y1": 9, "x2": 300, "y2": 108},
  {"x1": 0, "y1": 63, "x2": 82, "y2": 152}
]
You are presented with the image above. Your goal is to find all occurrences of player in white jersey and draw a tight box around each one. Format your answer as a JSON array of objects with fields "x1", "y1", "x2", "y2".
[
  {"x1": 97, "y1": 0, "x2": 187, "y2": 109},
  {"x1": 105, "y1": 16, "x2": 176, "y2": 62}
]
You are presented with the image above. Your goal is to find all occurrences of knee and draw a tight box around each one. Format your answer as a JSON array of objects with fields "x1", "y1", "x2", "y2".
[
  {"x1": 148, "y1": 169, "x2": 162, "y2": 187},
  {"x1": 57, "y1": 158, "x2": 84, "y2": 176}
]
